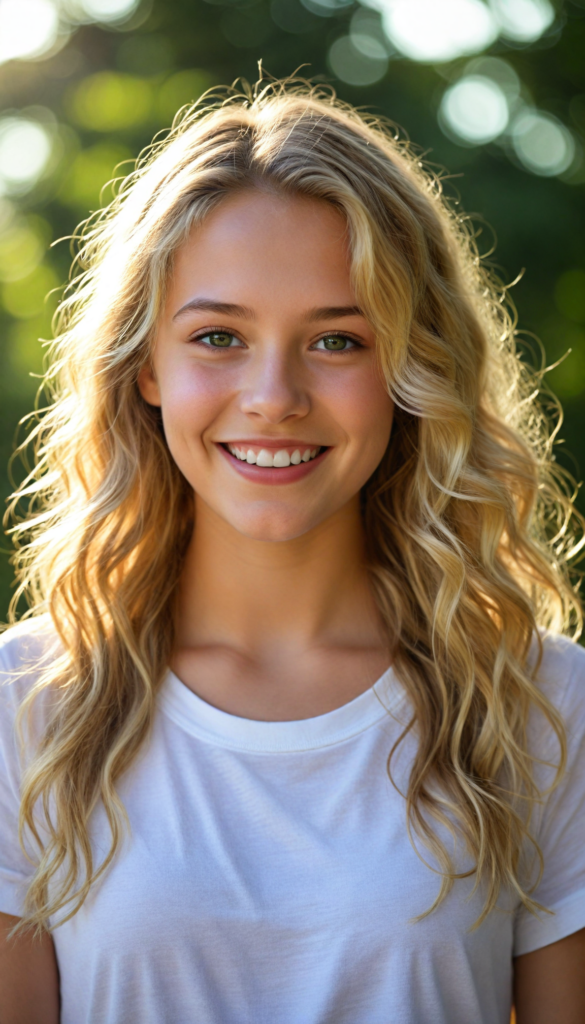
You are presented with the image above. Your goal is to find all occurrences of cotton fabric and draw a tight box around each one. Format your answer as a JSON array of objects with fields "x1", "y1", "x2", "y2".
[{"x1": 1, "y1": 620, "x2": 585, "y2": 1024}]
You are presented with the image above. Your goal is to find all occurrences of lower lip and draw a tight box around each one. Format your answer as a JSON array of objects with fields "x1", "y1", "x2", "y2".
[{"x1": 217, "y1": 444, "x2": 330, "y2": 484}]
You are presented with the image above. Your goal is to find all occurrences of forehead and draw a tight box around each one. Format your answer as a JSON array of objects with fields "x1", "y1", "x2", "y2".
[{"x1": 165, "y1": 191, "x2": 354, "y2": 312}]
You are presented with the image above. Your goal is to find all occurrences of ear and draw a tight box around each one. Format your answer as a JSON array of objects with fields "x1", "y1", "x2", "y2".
[{"x1": 137, "y1": 364, "x2": 162, "y2": 407}]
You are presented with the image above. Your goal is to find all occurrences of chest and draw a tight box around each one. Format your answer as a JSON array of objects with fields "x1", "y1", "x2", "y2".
[
  {"x1": 56, "y1": 719, "x2": 513, "y2": 955},
  {"x1": 52, "y1": 718, "x2": 517, "y2": 1024}
]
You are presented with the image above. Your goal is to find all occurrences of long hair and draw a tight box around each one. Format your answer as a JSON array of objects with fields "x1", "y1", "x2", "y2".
[{"x1": 5, "y1": 79, "x2": 583, "y2": 931}]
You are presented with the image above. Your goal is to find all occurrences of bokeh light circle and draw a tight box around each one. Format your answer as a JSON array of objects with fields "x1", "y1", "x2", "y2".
[
  {"x1": 380, "y1": 0, "x2": 497, "y2": 63},
  {"x1": 440, "y1": 76, "x2": 509, "y2": 145},
  {"x1": 328, "y1": 36, "x2": 388, "y2": 86},
  {"x1": 511, "y1": 110, "x2": 575, "y2": 176},
  {"x1": 68, "y1": 0, "x2": 140, "y2": 22},
  {"x1": 351, "y1": 33, "x2": 387, "y2": 59},
  {"x1": 0, "y1": 0, "x2": 60, "y2": 65},
  {"x1": 490, "y1": 0, "x2": 554, "y2": 44},
  {"x1": 463, "y1": 56, "x2": 521, "y2": 102},
  {"x1": 0, "y1": 119, "x2": 52, "y2": 195}
]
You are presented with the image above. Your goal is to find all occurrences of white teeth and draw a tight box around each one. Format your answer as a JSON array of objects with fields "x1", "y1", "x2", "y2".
[
  {"x1": 229, "y1": 445, "x2": 246, "y2": 460},
  {"x1": 256, "y1": 449, "x2": 274, "y2": 467},
  {"x1": 228, "y1": 445, "x2": 321, "y2": 467},
  {"x1": 273, "y1": 449, "x2": 291, "y2": 467}
]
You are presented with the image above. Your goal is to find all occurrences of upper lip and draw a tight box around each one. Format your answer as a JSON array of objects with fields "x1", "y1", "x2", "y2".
[{"x1": 218, "y1": 439, "x2": 327, "y2": 449}]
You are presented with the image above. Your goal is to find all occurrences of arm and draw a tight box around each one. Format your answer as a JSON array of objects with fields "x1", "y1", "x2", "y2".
[
  {"x1": 513, "y1": 927, "x2": 585, "y2": 1024},
  {"x1": 0, "y1": 911, "x2": 60, "y2": 1024}
]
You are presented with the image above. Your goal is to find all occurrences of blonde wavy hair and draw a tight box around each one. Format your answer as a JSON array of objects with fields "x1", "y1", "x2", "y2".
[{"x1": 5, "y1": 80, "x2": 583, "y2": 932}]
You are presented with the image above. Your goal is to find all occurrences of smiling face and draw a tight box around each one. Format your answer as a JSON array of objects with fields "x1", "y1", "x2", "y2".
[{"x1": 138, "y1": 190, "x2": 395, "y2": 543}]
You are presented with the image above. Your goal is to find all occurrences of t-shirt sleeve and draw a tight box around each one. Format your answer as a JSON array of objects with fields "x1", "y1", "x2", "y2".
[
  {"x1": 0, "y1": 622, "x2": 57, "y2": 918},
  {"x1": 0, "y1": 650, "x2": 36, "y2": 916},
  {"x1": 513, "y1": 635, "x2": 585, "y2": 956}
]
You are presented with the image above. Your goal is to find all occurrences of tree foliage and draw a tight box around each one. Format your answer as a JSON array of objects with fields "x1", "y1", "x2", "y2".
[{"x1": 0, "y1": 0, "x2": 584, "y2": 615}]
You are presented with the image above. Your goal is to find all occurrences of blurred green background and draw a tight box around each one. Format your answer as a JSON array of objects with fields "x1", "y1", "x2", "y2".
[{"x1": 0, "y1": 0, "x2": 584, "y2": 617}]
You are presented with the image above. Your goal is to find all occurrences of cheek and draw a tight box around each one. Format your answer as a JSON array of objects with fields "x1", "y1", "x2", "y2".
[
  {"x1": 322, "y1": 364, "x2": 394, "y2": 458},
  {"x1": 157, "y1": 362, "x2": 235, "y2": 446},
  {"x1": 154, "y1": 361, "x2": 238, "y2": 489}
]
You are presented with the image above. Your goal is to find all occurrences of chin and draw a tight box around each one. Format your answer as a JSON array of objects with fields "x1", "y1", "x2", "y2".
[{"x1": 226, "y1": 504, "x2": 322, "y2": 544}]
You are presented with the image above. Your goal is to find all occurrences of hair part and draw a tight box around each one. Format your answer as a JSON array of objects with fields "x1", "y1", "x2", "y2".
[{"x1": 5, "y1": 78, "x2": 583, "y2": 931}]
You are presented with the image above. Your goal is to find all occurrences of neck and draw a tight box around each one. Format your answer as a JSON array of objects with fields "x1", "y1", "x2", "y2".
[{"x1": 175, "y1": 495, "x2": 382, "y2": 659}]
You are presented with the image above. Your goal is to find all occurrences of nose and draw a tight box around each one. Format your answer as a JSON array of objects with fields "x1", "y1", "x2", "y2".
[{"x1": 239, "y1": 348, "x2": 311, "y2": 424}]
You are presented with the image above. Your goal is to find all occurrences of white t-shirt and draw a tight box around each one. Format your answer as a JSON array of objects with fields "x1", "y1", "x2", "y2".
[{"x1": 1, "y1": 621, "x2": 585, "y2": 1024}]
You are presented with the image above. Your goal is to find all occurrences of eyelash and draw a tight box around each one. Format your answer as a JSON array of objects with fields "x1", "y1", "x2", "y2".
[
  {"x1": 312, "y1": 334, "x2": 362, "y2": 353},
  {"x1": 190, "y1": 328, "x2": 244, "y2": 350},
  {"x1": 189, "y1": 329, "x2": 363, "y2": 352}
]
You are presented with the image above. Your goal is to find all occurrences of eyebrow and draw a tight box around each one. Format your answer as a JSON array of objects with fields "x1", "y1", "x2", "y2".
[
  {"x1": 172, "y1": 299, "x2": 365, "y2": 323},
  {"x1": 173, "y1": 299, "x2": 255, "y2": 321},
  {"x1": 306, "y1": 305, "x2": 364, "y2": 321}
]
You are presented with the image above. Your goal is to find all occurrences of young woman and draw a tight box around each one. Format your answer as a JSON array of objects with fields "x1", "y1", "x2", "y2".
[{"x1": 1, "y1": 82, "x2": 584, "y2": 1024}]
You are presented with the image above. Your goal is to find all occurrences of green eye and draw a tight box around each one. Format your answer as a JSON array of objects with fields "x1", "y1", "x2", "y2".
[
  {"x1": 203, "y1": 332, "x2": 235, "y2": 347},
  {"x1": 317, "y1": 335, "x2": 353, "y2": 351}
]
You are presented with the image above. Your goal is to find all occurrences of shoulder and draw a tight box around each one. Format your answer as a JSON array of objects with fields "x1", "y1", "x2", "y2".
[
  {"x1": 530, "y1": 632, "x2": 585, "y2": 762},
  {"x1": 0, "y1": 616, "x2": 61, "y2": 718},
  {"x1": 536, "y1": 632, "x2": 585, "y2": 712},
  {"x1": 0, "y1": 614, "x2": 60, "y2": 672}
]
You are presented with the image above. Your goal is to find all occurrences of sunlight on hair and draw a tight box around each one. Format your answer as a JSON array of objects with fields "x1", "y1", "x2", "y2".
[
  {"x1": 511, "y1": 109, "x2": 576, "y2": 177},
  {"x1": 440, "y1": 76, "x2": 509, "y2": 145},
  {"x1": 0, "y1": 118, "x2": 52, "y2": 196},
  {"x1": 0, "y1": 0, "x2": 60, "y2": 65}
]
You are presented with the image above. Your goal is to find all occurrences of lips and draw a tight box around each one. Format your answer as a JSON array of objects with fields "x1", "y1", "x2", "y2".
[{"x1": 217, "y1": 441, "x2": 330, "y2": 483}]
